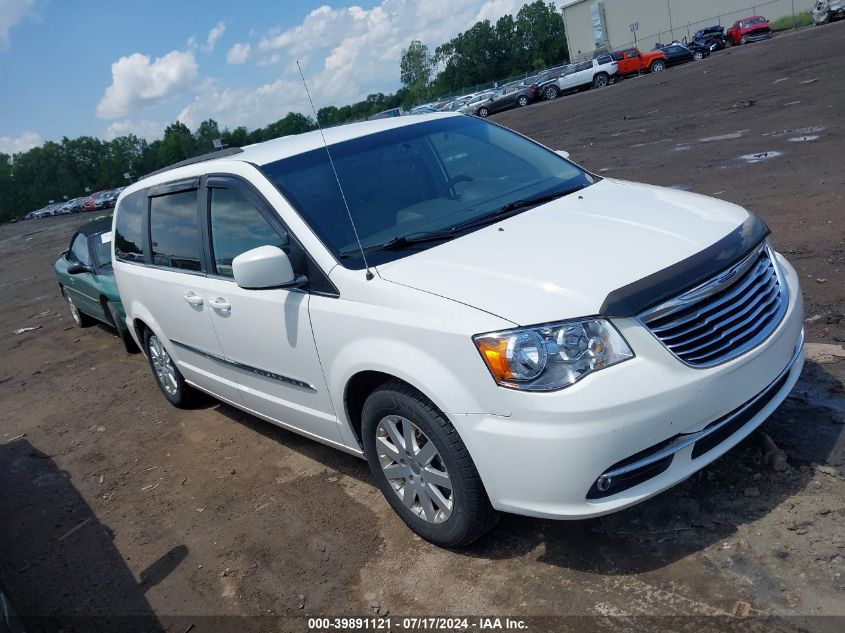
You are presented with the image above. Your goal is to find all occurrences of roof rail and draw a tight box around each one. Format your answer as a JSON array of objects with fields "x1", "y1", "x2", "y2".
[{"x1": 141, "y1": 147, "x2": 244, "y2": 180}]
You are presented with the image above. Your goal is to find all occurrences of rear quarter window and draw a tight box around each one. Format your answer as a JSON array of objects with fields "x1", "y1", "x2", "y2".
[{"x1": 114, "y1": 190, "x2": 146, "y2": 262}]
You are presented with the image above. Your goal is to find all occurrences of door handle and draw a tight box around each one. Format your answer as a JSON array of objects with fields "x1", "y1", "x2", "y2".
[
  {"x1": 184, "y1": 292, "x2": 204, "y2": 307},
  {"x1": 208, "y1": 297, "x2": 231, "y2": 312}
]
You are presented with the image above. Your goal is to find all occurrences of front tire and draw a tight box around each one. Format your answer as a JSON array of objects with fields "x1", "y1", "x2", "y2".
[
  {"x1": 693, "y1": 50, "x2": 704, "y2": 61},
  {"x1": 741, "y1": 35, "x2": 748, "y2": 44},
  {"x1": 63, "y1": 288, "x2": 94, "y2": 327},
  {"x1": 362, "y1": 380, "x2": 498, "y2": 547},
  {"x1": 144, "y1": 329, "x2": 200, "y2": 408},
  {"x1": 544, "y1": 85, "x2": 560, "y2": 100},
  {"x1": 517, "y1": 95, "x2": 529, "y2": 107},
  {"x1": 593, "y1": 73, "x2": 609, "y2": 88}
]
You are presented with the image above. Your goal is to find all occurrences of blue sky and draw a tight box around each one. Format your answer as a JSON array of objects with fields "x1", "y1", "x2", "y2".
[{"x1": 0, "y1": 0, "x2": 535, "y2": 154}]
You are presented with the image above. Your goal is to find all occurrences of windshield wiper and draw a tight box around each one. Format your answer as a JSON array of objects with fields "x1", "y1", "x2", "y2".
[
  {"x1": 446, "y1": 183, "x2": 587, "y2": 233},
  {"x1": 338, "y1": 232, "x2": 456, "y2": 258},
  {"x1": 337, "y1": 184, "x2": 586, "y2": 259}
]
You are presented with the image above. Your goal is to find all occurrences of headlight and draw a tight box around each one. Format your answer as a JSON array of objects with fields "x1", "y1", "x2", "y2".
[{"x1": 473, "y1": 318, "x2": 633, "y2": 391}]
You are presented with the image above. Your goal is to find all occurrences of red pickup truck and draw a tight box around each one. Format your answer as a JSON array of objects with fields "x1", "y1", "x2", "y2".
[{"x1": 612, "y1": 48, "x2": 669, "y2": 75}]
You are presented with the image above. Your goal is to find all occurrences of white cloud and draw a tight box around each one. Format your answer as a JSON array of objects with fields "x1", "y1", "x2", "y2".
[
  {"x1": 203, "y1": 21, "x2": 226, "y2": 52},
  {"x1": 104, "y1": 119, "x2": 164, "y2": 141},
  {"x1": 96, "y1": 49, "x2": 198, "y2": 118},
  {"x1": 0, "y1": 130, "x2": 41, "y2": 154},
  {"x1": 173, "y1": 1, "x2": 537, "y2": 133},
  {"x1": 475, "y1": 0, "x2": 526, "y2": 22},
  {"x1": 0, "y1": 0, "x2": 33, "y2": 48},
  {"x1": 177, "y1": 77, "x2": 306, "y2": 131},
  {"x1": 226, "y1": 42, "x2": 251, "y2": 65},
  {"x1": 255, "y1": 0, "x2": 534, "y2": 104}
]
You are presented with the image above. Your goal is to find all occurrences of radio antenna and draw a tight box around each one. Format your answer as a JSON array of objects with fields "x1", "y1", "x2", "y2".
[{"x1": 296, "y1": 60, "x2": 373, "y2": 280}]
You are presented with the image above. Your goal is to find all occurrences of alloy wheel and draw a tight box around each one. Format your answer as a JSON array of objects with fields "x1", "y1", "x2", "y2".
[
  {"x1": 66, "y1": 294, "x2": 81, "y2": 326},
  {"x1": 376, "y1": 415, "x2": 454, "y2": 524},
  {"x1": 148, "y1": 334, "x2": 178, "y2": 396}
]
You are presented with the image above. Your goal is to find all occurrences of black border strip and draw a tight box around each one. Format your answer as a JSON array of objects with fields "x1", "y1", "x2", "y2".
[
  {"x1": 170, "y1": 339, "x2": 317, "y2": 392},
  {"x1": 599, "y1": 213, "x2": 770, "y2": 317}
]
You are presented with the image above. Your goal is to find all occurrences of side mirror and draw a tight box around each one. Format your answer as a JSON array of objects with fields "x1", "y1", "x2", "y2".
[
  {"x1": 232, "y1": 245, "x2": 303, "y2": 290},
  {"x1": 67, "y1": 263, "x2": 92, "y2": 275},
  {"x1": 555, "y1": 149, "x2": 571, "y2": 160}
]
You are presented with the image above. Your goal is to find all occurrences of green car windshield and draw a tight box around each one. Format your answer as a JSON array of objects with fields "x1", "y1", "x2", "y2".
[{"x1": 91, "y1": 233, "x2": 113, "y2": 268}]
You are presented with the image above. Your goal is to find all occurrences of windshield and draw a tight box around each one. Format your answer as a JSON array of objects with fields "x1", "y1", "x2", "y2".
[
  {"x1": 91, "y1": 232, "x2": 112, "y2": 268},
  {"x1": 260, "y1": 116, "x2": 594, "y2": 268}
]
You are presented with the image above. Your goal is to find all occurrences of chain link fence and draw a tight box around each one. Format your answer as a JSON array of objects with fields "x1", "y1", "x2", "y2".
[{"x1": 569, "y1": 0, "x2": 814, "y2": 61}]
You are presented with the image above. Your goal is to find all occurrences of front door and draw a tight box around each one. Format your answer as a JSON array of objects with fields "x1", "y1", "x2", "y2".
[
  {"x1": 64, "y1": 233, "x2": 101, "y2": 317},
  {"x1": 201, "y1": 178, "x2": 342, "y2": 445}
]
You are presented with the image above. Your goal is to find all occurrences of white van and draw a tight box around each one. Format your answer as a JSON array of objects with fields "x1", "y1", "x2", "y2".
[{"x1": 112, "y1": 113, "x2": 803, "y2": 547}]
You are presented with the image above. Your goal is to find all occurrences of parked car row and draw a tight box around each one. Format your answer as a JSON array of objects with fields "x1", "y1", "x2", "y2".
[
  {"x1": 24, "y1": 187, "x2": 126, "y2": 220},
  {"x1": 55, "y1": 112, "x2": 804, "y2": 549},
  {"x1": 400, "y1": 15, "x2": 775, "y2": 121}
]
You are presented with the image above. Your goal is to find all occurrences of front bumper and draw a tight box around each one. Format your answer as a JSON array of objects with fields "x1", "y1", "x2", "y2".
[
  {"x1": 745, "y1": 30, "x2": 773, "y2": 42},
  {"x1": 455, "y1": 253, "x2": 803, "y2": 519}
]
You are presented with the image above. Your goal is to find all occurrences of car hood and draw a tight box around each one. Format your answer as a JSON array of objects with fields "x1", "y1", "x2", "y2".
[{"x1": 375, "y1": 179, "x2": 753, "y2": 325}]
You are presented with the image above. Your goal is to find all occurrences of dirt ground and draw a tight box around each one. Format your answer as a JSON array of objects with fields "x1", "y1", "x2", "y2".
[{"x1": 1, "y1": 22, "x2": 844, "y2": 633}]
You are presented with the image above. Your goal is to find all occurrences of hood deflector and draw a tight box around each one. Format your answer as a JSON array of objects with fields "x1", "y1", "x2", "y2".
[{"x1": 600, "y1": 213, "x2": 770, "y2": 317}]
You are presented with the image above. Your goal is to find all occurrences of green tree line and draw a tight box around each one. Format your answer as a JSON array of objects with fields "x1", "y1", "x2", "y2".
[{"x1": 0, "y1": 1, "x2": 566, "y2": 222}]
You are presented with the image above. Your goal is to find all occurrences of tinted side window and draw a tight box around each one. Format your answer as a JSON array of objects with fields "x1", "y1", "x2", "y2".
[
  {"x1": 68, "y1": 234, "x2": 90, "y2": 266},
  {"x1": 114, "y1": 190, "x2": 146, "y2": 261},
  {"x1": 596, "y1": 54, "x2": 612, "y2": 64},
  {"x1": 149, "y1": 191, "x2": 203, "y2": 271},
  {"x1": 209, "y1": 188, "x2": 288, "y2": 277}
]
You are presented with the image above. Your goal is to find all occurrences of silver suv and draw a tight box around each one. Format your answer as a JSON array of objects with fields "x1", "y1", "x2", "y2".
[{"x1": 544, "y1": 54, "x2": 618, "y2": 99}]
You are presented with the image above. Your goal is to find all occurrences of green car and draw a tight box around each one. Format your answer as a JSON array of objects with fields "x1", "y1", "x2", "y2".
[{"x1": 54, "y1": 216, "x2": 136, "y2": 352}]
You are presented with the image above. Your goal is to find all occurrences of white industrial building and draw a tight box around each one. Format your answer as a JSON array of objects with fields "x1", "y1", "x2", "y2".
[{"x1": 561, "y1": 0, "x2": 816, "y2": 60}]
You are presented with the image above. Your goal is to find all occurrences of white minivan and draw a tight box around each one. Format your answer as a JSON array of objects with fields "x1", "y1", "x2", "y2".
[{"x1": 113, "y1": 113, "x2": 803, "y2": 547}]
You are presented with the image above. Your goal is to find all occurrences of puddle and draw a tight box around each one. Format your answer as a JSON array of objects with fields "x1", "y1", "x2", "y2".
[
  {"x1": 699, "y1": 130, "x2": 749, "y2": 142},
  {"x1": 766, "y1": 126, "x2": 824, "y2": 137},
  {"x1": 788, "y1": 135, "x2": 820, "y2": 142},
  {"x1": 738, "y1": 150, "x2": 783, "y2": 164}
]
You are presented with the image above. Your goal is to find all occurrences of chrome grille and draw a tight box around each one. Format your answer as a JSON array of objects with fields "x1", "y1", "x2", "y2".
[{"x1": 639, "y1": 245, "x2": 787, "y2": 367}]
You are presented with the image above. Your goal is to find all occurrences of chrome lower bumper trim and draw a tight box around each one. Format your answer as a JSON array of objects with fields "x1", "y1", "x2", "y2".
[{"x1": 600, "y1": 328, "x2": 804, "y2": 482}]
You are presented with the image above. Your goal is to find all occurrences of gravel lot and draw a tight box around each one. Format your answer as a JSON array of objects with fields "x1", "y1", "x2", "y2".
[{"x1": 1, "y1": 22, "x2": 843, "y2": 633}]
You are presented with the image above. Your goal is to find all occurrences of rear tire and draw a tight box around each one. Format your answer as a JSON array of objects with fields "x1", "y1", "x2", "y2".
[
  {"x1": 741, "y1": 35, "x2": 748, "y2": 44},
  {"x1": 693, "y1": 50, "x2": 704, "y2": 61},
  {"x1": 650, "y1": 60, "x2": 666, "y2": 72},
  {"x1": 593, "y1": 73, "x2": 609, "y2": 88},
  {"x1": 517, "y1": 95, "x2": 529, "y2": 107},
  {"x1": 361, "y1": 380, "x2": 499, "y2": 548},
  {"x1": 143, "y1": 329, "x2": 201, "y2": 408},
  {"x1": 477, "y1": 107, "x2": 489, "y2": 117}
]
